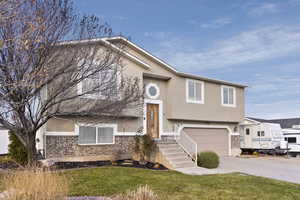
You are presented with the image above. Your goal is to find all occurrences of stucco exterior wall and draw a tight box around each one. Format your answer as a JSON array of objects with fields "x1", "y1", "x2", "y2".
[
  {"x1": 46, "y1": 117, "x2": 142, "y2": 133},
  {"x1": 120, "y1": 42, "x2": 245, "y2": 123}
]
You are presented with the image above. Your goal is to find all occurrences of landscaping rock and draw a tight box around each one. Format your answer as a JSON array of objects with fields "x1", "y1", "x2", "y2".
[{"x1": 40, "y1": 159, "x2": 57, "y2": 168}]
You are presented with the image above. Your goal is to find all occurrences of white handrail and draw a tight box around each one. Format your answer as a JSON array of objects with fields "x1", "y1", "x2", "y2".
[{"x1": 175, "y1": 130, "x2": 198, "y2": 166}]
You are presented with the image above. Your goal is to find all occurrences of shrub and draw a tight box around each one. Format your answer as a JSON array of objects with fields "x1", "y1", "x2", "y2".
[
  {"x1": 114, "y1": 185, "x2": 158, "y2": 200},
  {"x1": 2, "y1": 168, "x2": 68, "y2": 200},
  {"x1": 134, "y1": 134, "x2": 156, "y2": 163},
  {"x1": 8, "y1": 131, "x2": 28, "y2": 166},
  {"x1": 197, "y1": 151, "x2": 219, "y2": 169}
]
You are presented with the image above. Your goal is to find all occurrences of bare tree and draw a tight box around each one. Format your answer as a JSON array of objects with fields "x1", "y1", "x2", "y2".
[{"x1": 0, "y1": 0, "x2": 143, "y2": 165}]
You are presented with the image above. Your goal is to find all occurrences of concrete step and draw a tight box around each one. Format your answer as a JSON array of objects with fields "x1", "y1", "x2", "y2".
[
  {"x1": 164, "y1": 153, "x2": 188, "y2": 159},
  {"x1": 172, "y1": 161, "x2": 195, "y2": 168},
  {"x1": 157, "y1": 144, "x2": 180, "y2": 149},
  {"x1": 168, "y1": 156, "x2": 192, "y2": 163},
  {"x1": 160, "y1": 148, "x2": 184, "y2": 155},
  {"x1": 158, "y1": 141, "x2": 196, "y2": 169}
]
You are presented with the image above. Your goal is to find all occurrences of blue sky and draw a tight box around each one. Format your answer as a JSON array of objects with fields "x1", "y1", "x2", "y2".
[{"x1": 74, "y1": 0, "x2": 300, "y2": 119}]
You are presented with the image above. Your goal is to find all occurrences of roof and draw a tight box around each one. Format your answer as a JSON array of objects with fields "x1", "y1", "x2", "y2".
[
  {"x1": 247, "y1": 117, "x2": 300, "y2": 129},
  {"x1": 60, "y1": 36, "x2": 248, "y2": 88},
  {"x1": 108, "y1": 36, "x2": 248, "y2": 88}
]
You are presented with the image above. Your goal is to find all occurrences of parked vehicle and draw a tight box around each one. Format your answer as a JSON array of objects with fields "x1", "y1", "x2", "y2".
[
  {"x1": 240, "y1": 118, "x2": 288, "y2": 154},
  {"x1": 282, "y1": 128, "x2": 300, "y2": 157}
]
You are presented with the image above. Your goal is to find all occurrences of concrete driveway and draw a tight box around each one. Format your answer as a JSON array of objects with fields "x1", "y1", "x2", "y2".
[{"x1": 177, "y1": 156, "x2": 300, "y2": 184}]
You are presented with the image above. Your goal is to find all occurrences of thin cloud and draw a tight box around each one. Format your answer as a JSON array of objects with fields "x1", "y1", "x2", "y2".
[
  {"x1": 248, "y1": 3, "x2": 279, "y2": 16},
  {"x1": 188, "y1": 17, "x2": 232, "y2": 29},
  {"x1": 144, "y1": 31, "x2": 170, "y2": 40},
  {"x1": 155, "y1": 25, "x2": 300, "y2": 71}
]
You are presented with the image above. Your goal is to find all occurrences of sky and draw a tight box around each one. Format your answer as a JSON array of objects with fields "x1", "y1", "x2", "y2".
[{"x1": 74, "y1": 0, "x2": 300, "y2": 119}]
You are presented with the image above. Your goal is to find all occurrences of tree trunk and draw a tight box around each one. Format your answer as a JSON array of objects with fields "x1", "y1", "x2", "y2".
[{"x1": 26, "y1": 134, "x2": 38, "y2": 166}]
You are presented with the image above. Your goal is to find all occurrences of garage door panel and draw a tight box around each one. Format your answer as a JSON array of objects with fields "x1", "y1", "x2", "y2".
[{"x1": 183, "y1": 128, "x2": 229, "y2": 156}]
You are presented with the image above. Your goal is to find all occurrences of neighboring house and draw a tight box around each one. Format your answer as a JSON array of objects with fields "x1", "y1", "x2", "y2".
[
  {"x1": 0, "y1": 127, "x2": 9, "y2": 155},
  {"x1": 37, "y1": 36, "x2": 247, "y2": 167}
]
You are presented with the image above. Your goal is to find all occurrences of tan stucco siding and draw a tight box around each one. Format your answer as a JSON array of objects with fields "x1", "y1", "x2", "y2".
[
  {"x1": 46, "y1": 117, "x2": 141, "y2": 133},
  {"x1": 144, "y1": 78, "x2": 173, "y2": 132},
  {"x1": 167, "y1": 77, "x2": 244, "y2": 122},
  {"x1": 47, "y1": 118, "x2": 75, "y2": 132}
]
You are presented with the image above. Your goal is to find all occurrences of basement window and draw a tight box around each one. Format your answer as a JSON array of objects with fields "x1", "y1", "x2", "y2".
[{"x1": 78, "y1": 124, "x2": 116, "y2": 145}]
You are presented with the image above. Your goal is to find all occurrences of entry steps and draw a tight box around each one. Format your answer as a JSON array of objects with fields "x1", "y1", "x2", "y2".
[{"x1": 157, "y1": 141, "x2": 195, "y2": 169}]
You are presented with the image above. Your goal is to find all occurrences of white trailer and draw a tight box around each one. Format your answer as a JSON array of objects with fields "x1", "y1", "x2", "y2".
[
  {"x1": 240, "y1": 118, "x2": 288, "y2": 154},
  {"x1": 0, "y1": 129, "x2": 10, "y2": 155},
  {"x1": 282, "y1": 128, "x2": 300, "y2": 157}
]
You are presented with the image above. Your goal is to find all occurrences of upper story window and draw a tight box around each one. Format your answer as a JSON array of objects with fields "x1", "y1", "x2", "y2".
[
  {"x1": 146, "y1": 83, "x2": 160, "y2": 99},
  {"x1": 78, "y1": 63, "x2": 120, "y2": 99},
  {"x1": 186, "y1": 79, "x2": 204, "y2": 104},
  {"x1": 221, "y1": 85, "x2": 236, "y2": 107}
]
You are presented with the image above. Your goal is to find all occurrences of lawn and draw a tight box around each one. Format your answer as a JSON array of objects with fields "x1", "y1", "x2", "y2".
[{"x1": 63, "y1": 167, "x2": 300, "y2": 200}]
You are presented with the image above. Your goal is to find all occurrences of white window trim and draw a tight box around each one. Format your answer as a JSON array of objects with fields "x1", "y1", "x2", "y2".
[
  {"x1": 75, "y1": 123, "x2": 117, "y2": 145},
  {"x1": 186, "y1": 79, "x2": 204, "y2": 104},
  {"x1": 77, "y1": 64, "x2": 121, "y2": 100},
  {"x1": 221, "y1": 85, "x2": 236, "y2": 107},
  {"x1": 146, "y1": 83, "x2": 160, "y2": 99}
]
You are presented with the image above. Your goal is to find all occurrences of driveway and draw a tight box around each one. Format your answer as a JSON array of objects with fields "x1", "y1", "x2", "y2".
[{"x1": 177, "y1": 156, "x2": 300, "y2": 184}]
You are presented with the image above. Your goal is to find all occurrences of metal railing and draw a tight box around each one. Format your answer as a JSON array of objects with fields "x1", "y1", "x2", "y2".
[{"x1": 175, "y1": 130, "x2": 198, "y2": 166}]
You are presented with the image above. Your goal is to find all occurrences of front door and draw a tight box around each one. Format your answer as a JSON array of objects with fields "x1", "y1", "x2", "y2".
[{"x1": 147, "y1": 104, "x2": 159, "y2": 138}]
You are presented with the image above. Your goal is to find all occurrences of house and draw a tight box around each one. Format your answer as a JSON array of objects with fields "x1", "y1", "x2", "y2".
[{"x1": 37, "y1": 36, "x2": 247, "y2": 168}]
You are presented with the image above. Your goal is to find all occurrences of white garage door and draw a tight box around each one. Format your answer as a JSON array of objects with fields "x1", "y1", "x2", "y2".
[
  {"x1": 0, "y1": 130, "x2": 10, "y2": 155},
  {"x1": 183, "y1": 128, "x2": 229, "y2": 156}
]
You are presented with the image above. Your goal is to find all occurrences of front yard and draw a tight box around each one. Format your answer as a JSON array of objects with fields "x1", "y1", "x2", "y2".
[{"x1": 63, "y1": 167, "x2": 300, "y2": 200}]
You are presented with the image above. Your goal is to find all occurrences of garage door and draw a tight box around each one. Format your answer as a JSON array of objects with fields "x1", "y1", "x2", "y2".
[{"x1": 183, "y1": 128, "x2": 229, "y2": 156}]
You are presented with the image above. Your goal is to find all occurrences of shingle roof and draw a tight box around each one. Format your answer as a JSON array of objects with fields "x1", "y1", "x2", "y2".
[{"x1": 247, "y1": 117, "x2": 300, "y2": 129}]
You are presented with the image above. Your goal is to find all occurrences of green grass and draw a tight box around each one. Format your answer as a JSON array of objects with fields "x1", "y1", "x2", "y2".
[{"x1": 63, "y1": 167, "x2": 300, "y2": 200}]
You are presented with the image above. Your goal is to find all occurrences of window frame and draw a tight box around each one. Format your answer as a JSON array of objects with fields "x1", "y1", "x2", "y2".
[
  {"x1": 77, "y1": 64, "x2": 121, "y2": 100},
  {"x1": 286, "y1": 137, "x2": 297, "y2": 144},
  {"x1": 186, "y1": 79, "x2": 205, "y2": 104},
  {"x1": 221, "y1": 85, "x2": 236, "y2": 107},
  {"x1": 245, "y1": 128, "x2": 250, "y2": 135},
  {"x1": 146, "y1": 83, "x2": 160, "y2": 99},
  {"x1": 76, "y1": 123, "x2": 117, "y2": 145}
]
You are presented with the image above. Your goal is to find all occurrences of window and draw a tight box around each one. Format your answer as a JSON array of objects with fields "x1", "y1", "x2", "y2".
[
  {"x1": 78, "y1": 63, "x2": 120, "y2": 99},
  {"x1": 221, "y1": 86, "x2": 236, "y2": 107},
  {"x1": 246, "y1": 128, "x2": 250, "y2": 135},
  {"x1": 261, "y1": 131, "x2": 265, "y2": 137},
  {"x1": 146, "y1": 83, "x2": 160, "y2": 99},
  {"x1": 78, "y1": 124, "x2": 116, "y2": 145},
  {"x1": 257, "y1": 131, "x2": 260, "y2": 137},
  {"x1": 285, "y1": 137, "x2": 297, "y2": 144},
  {"x1": 186, "y1": 79, "x2": 204, "y2": 104}
]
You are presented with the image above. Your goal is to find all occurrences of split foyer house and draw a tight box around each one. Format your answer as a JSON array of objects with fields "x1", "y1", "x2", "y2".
[{"x1": 36, "y1": 36, "x2": 247, "y2": 167}]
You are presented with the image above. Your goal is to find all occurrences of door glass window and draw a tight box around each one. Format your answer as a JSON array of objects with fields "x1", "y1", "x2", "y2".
[{"x1": 246, "y1": 128, "x2": 250, "y2": 135}]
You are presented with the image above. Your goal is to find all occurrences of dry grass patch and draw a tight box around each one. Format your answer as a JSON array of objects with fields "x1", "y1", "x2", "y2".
[
  {"x1": 2, "y1": 168, "x2": 68, "y2": 200},
  {"x1": 114, "y1": 185, "x2": 158, "y2": 200}
]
